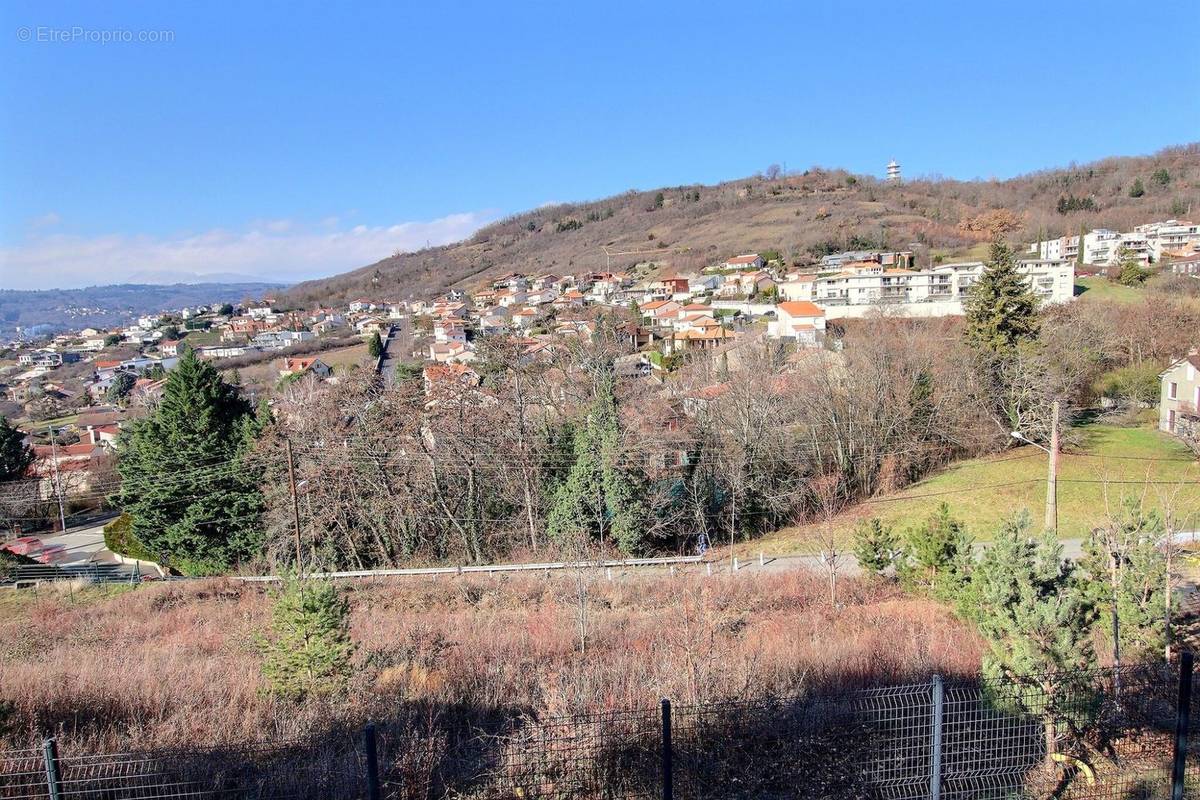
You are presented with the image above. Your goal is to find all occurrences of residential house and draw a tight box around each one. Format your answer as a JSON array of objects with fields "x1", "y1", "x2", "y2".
[
  {"x1": 429, "y1": 341, "x2": 472, "y2": 363},
  {"x1": 355, "y1": 317, "x2": 390, "y2": 335},
  {"x1": 670, "y1": 325, "x2": 736, "y2": 353},
  {"x1": 779, "y1": 274, "x2": 817, "y2": 301},
  {"x1": 348, "y1": 299, "x2": 377, "y2": 313},
  {"x1": 28, "y1": 441, "x2": 103, "y2": 500},
  {"x1": 511, "y1": 308, "x2": 539, "y2": 329},
  {"x1": 496, "y1": 289, "x2": 528, "y2": 308},
  {"x1": 724, "y1": 254, "x2": 765, "y2": 271},
  {"x1": 492, "y1": 273, "x2": 529, "y2": 291},
  {"x1": 553, "y1": 290, "x2": 587, "y2": 309},
  {"x1": 472, "y1": 289, "x2": 498, "y2": 309},
  {"x1": 431, "y1": 301, "x2": 468, "y2": 319},
  {"x1": 767, "y1": 301, "x2": 827, "y2": 346},
  {"x1": 640, "y1": 300, "x2": 683, "y2": 327},
  {"x1": 434, "y1": 319, "x2": 467, "y2": 344},
  {"x1": 689, "y1": 274, "x2": 723, "y2": 294},
  {"x1": 196, "y1": 345, "x2": 260, "y2": 360},
  {"x1": 279, "y1": 356, "x2": 333, "y2": 379},
  {"x1": 526, "y1": 287, "x2": 560, "y2": 305},
  {"x1": 252, "y1": 330, "x2": 316, "y2": 349},
  {"x1": 160, "y1": 339, "x2": 183, "y2": 357},
  {"x1": 18, "y1": 350, "x2": 73, "y2": 368},
  {"x1": 737, "y1": 271, "x2": 777, "y2": 296},
  {"x1": 1160, "y1": 353, "x2": 1200, "y2": 447},
  {"x1": 477, "y1": 313, "x2": 510, "y2": 337}
]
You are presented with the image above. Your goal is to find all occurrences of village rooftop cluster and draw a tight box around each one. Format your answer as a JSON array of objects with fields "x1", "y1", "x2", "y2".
[{"x1": 4, "y1": 218, "x2": 1200, "y2": 521}]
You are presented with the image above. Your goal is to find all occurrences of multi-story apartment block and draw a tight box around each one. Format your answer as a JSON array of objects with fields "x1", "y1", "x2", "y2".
[
  {"x1": 1134, "y1": 220, "x2": 1200, "y2": 260},
  {"x1": 779, "y1": 259, "x2": 1073, "y2": 316}
]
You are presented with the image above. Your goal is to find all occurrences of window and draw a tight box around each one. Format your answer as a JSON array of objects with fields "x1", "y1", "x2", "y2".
[{"x1": 1170, "y1": 382, "x2": 1178, "y2": 400}]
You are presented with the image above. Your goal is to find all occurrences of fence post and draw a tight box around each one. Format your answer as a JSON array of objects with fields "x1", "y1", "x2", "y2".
[
  {"x1": 661, "y1": 699, "x2": 673, "y2": 800},
  {"x1": 1172, "y1": 652, "x2": 1193, "y2": 800},
  {"x1": 363, "y1": 723, "x2": 381, "y2": 800},
  {"x1": 42, "y1": 737, "x2": 63, "y2": 800},
  {"x1": 929, "y1": 674, "x2": 943, "y2": 800}
]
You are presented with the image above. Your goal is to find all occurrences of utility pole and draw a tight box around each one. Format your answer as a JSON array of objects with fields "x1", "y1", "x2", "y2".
[
  {"x1": 1046, "y1": 400, "x2": 1060, "y2": 535},
  {"x1": 285, "y1": 438, "x2": 302, "y2": 571},
  {"x1": 46, "y1": 425, "x2": 66, "y2": 533}
]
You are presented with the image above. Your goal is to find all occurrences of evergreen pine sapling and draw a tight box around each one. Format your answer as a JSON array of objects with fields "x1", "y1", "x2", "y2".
[
  {"x1": 968, "y1": 512, "x2": 1096, "y2": 766},
  {"x1": 897, "y1": 503, "x2": 971, "y2": 600},
  {"x1": 852, "y1": 518, "x2": 899, "y2": 578},
  {"x1": 259, "y1": 577, "x2": 356, "y2": 701}
]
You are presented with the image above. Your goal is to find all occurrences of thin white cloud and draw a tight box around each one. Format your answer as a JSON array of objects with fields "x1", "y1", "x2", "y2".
[
  {"x1": 0, "y1": 212, "x2": 496, "y2": 290},
  {"x1": 29, "y1": 212, "x2": 62, "y2": 228}
]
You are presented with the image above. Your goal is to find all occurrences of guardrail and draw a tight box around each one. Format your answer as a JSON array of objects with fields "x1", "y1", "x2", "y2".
[{"x1": 235, "y1": 555, "x2": 704, "y2": 583}]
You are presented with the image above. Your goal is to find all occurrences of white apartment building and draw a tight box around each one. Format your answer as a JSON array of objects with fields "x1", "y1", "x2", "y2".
[
  {"x1": 1033, "y1": 227, "x2": 1162, "y2": 267},
  {"x1": 1134, "y1": 220, "x2": 1200, "y2": 260},
  {"x1": 780, "y1": 260, "x2": 1073, "y2": 316}
]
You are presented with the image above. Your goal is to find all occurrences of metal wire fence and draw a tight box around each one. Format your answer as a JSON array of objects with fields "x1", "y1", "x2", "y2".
[{"x1": 3, "y1": 659, "x2": 1199, "y2": 799}]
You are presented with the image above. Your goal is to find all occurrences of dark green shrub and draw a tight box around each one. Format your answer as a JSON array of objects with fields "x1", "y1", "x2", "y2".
[{"x1": 103, "y1": 513, "x2": 159, "y2": 562}]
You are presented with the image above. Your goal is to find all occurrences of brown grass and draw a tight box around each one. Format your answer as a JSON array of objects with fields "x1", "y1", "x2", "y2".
[{"x1": 0, "y1": 570, "x2": 981, "y2": 750}]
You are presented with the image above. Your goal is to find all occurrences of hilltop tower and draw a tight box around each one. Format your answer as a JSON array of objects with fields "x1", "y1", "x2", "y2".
[{"x1": 886, "y1": 159, "x2": 901, "y2": 182}]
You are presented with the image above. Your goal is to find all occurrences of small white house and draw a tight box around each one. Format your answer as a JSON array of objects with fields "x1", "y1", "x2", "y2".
[{"x1": 766, "y1": 301, "x2": 826, "y2": 346}]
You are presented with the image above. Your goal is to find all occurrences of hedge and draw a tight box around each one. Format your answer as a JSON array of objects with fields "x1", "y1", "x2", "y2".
[{"x1": 103, "y1": 514, "x2": 159, "y2": 563}]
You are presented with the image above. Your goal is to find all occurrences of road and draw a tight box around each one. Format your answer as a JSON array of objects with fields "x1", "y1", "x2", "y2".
[
  {"x1": 38, "y1": 517, "x2": 114, "y2": 565},
  {"x1": 377, "y1": 319, "x2": 415, "y2": 385}
]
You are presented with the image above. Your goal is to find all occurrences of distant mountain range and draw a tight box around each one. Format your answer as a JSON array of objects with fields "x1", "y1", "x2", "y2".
[{"x1": 0, "y1": 283, "x2": 286, "y2": 336}]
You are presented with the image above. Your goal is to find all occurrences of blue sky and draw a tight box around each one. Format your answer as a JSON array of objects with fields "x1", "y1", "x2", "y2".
[{"x1": 2, "y1": 0, "x2": 1197, "y2": 289}]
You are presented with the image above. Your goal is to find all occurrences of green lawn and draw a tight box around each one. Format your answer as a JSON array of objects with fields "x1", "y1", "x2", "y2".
[
  {"x1": 1074, "y1": 277, "x2": 1145, "y2": 304},
  {"x1": 750, "y1": 421, "x2": 1200, "y2": 555}
]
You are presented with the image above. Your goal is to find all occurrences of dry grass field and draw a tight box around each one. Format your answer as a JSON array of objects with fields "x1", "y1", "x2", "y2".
[{"x1": 0, "y1": 570, "x2": 981, "y2": 751}]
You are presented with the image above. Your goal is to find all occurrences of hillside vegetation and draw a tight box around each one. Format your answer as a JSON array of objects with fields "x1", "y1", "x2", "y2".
[
  {"x1": 750, "y1": 420, "x2": 1200, "y2": 553},
  {"x1": 285, "y1": 145, "x2": 1200, "y2": 306}
]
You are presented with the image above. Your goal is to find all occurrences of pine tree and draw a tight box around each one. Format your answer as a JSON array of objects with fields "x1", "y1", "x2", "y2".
[
  {"x1": 1115, "y1": 247, "x2": 1151, "y2": 286},
  {"x1": 105, "y1": 372, "x2": 136, "y2": 405},
  {"x1": 897, "y1": 503, "x2": 971, "y2": 599},
  {"x1": 367, "y1": 331, "x2": 384, "y2": 358},
  {"x1": 259, "y1": 577, "x2": 355, "y2": 701},
  {"x1": 546, "y1": 374, "x2": 649, "y2": 553},
  {"x1": 1128, "y1": 179, "x2": 1145, "y2": 198},
  {"x1": 852, "y1": 518, "x2": 898, "y2": 577},
  {"x1": 963, "y1": 239, "x2": 1040, "y2": 359},
  {"x1": 116, "y1": 348, "x2": 265, "y2": 574},
  {"x1": 0, "y1": 417, "x2": 33, "y2": 481},
  {"x1": 968, "y1": 512, "x2": 1096, "y2": 764}
]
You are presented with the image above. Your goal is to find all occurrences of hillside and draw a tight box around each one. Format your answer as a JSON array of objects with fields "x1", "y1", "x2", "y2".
[
  {"x1": 284, "y1": 144, "x2": 1200, "y2": 306},
  {"x1": 0, "y1": 282, "x2": 286, "y2": 335}
]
